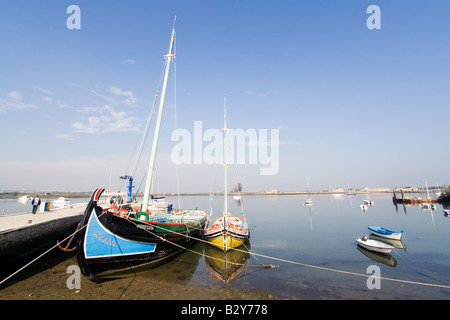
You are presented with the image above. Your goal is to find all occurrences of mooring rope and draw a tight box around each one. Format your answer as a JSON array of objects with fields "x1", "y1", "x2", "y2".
[
  {"x1": 123, "y1": 214, "x2": 450, "y2": 290},
  {"x1": 3, "y1": 207, "x2": 450, "y2": 292},
  {"x1": 121, "y1": 213, "x2": 269, "y2": 269},
  {"x1": 0, "y1": 210, "x2": 106, "y2": 286}
]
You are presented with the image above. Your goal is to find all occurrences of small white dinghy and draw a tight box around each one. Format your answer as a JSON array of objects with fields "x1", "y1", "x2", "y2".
[{"x1": 356, "y1": 235, "x2": 395, "y2": 254}]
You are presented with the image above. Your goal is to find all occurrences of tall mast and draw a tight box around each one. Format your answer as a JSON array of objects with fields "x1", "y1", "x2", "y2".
[
  {"x1": 222, "y1": 96, "x2": 228, "y2": 221},
  {"x1": 222, "y1": 96, "x2": 229, "y2": 252},
  {"x1": 142, "y1": 17, "x2": 176, "y2": 210}
]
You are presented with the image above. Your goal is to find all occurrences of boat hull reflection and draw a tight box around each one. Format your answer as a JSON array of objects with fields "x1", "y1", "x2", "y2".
[{"x1": 204, "y1": 241, "x2": 251, "y2": 283}]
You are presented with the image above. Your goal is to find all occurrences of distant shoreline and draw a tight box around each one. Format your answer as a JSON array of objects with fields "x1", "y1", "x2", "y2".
[{"x1": 0, "y1": 189, "x2": 436, "y2": 199}]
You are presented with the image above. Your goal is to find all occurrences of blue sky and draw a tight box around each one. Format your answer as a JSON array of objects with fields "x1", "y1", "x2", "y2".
[{"x1": 0, "y1": 1, "x2": 449, "y2": 193}]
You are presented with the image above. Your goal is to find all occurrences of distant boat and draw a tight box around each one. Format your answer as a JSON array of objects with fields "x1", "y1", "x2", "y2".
[
  {"x1": 147, "y1": 194, "x2": 173, "y2": 212},
  {"x1": 421, "y1": 180, "x2": 436, "y2": 210},
  {"x1": 421, "y1": 203, "x2": 436, "y2": 210},
  {"x1": 232, "y1": 183, "x2": 242, "y2": 201},
  {"x1": 204, "y1": 98, "x2": 250, "y2": 252},
  {"x1": 443, "y1": 209, "x2": 450, "y2": 216},
  {"x1": 304, "y1": 178, "x2": 313, "y2": 206},
  {"x1": 368, "y1": 226, "x2": 403, "y2": 240},
  {"x1": 53, "y1": 197, "x2": 70, "y2": 208},
  {"x1": 356, "y1": 235, "x2": 395, "y2": 254},
  {"x1": 17, "y1": 195, "x2": 31, "y2": 203}
]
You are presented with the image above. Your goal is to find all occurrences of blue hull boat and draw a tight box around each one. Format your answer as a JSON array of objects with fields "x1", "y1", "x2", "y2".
[{"x1": 368, "y1": 226, "x2": 403, "y2": 240}]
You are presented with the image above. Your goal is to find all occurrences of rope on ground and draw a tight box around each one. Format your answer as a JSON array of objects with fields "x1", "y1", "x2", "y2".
[{"x1": 0, "y1": 211, "x2": 106, "y2": 286}]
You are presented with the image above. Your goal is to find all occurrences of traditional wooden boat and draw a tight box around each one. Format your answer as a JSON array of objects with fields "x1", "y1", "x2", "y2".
[
  {"x1": 368, "y1": 226, "x2": 403, "y2": 240},
  {"x1": 204, "y1": 98, "x2": 250, "y2": 251},
  {"x1": 356, "y1": 235, "x2": 395, "y2": 254},
  {"x1": 76, "y1": 188, "x2": 207, "y2": 280},
  {"x1": 204, "y1": 215, "x2": 249, "y2": 251},
  {"x1": 76, "y1": 19, "x2": 207, "y2": 280}
]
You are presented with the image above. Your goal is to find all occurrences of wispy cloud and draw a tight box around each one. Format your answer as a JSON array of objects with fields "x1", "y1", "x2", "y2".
[
  {"x1": 41, "y1": 96, "x2": 70, "y2": 109},
  {"x1": 109, "y1": 86, "x2": 137, "y2": 106},
  {"x1": 91, "y1": 86, "x2": 138, "y2": 107},
  {"x1": 0, "y1": 91, "x2": 36, "y2": 114},
  {"x1": 117, "y1": 59, "x2": 136, "y2": 65},
  {"x1": 72, "y1": 104, "x2": 139, "y2": 134},
  {"x1": 34, "y1": 86, "x2": 54, "y2": 95},
  {"x1": 55, "y1": 134, "x2": 75, "y2": 141},
  {"x1": 244, "y1": 90, "x2": 279, "y2": 97},
  {"x1": 35, "y1": 86, "x2": 71, "y2": 109}
]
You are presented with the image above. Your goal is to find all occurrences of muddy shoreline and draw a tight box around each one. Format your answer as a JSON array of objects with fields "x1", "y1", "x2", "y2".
[{"x1": 0, "y1": 251, "x2": 284, "y2": 301}]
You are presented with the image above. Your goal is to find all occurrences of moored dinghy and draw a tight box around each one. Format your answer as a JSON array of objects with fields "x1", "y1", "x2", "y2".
[
  {"x1": 356, "y1": 235, "x2": 395, "y2": 254},
  {"x1": 368, "y1": 226, "x2": 403, "y2": 240},
  {"x1": 356, "y1": 236, "x2": 395, "y2": 254}
]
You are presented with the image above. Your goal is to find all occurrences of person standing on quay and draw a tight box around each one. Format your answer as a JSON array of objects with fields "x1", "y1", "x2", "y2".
[{"x1": 31, "y1": 195, "x2": 41, "y2": 214}]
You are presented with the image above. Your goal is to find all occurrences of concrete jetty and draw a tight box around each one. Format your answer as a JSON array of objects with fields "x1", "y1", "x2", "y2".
[{"x1": 0, "y1": 204, "x2": 87, "y2": 273}]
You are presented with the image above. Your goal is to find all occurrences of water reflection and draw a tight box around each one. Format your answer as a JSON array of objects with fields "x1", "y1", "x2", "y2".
[
  {"x1": 356, "y1": 246, "x2": 398, "y2": 267},
  {"x1": 394, "y1": 200, "x2": 439, "y2": 225},
  {"x1": 369, "y1": 235, "x2": 407, "y2": 251},
  {"x1": 204, "y1": 242, "x2": 251, "y2": 283},
  {"x1": 304, "y1": 202, "x2": 313, "y2": 231},
  {"x1": 139, "y1": 242, "x2": 203, "y2": 284}
]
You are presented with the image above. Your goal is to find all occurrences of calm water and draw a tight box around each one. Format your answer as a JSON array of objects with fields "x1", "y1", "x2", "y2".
[{"x1": 2, "y1": 194, "x2": 450, "y2": 299}]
